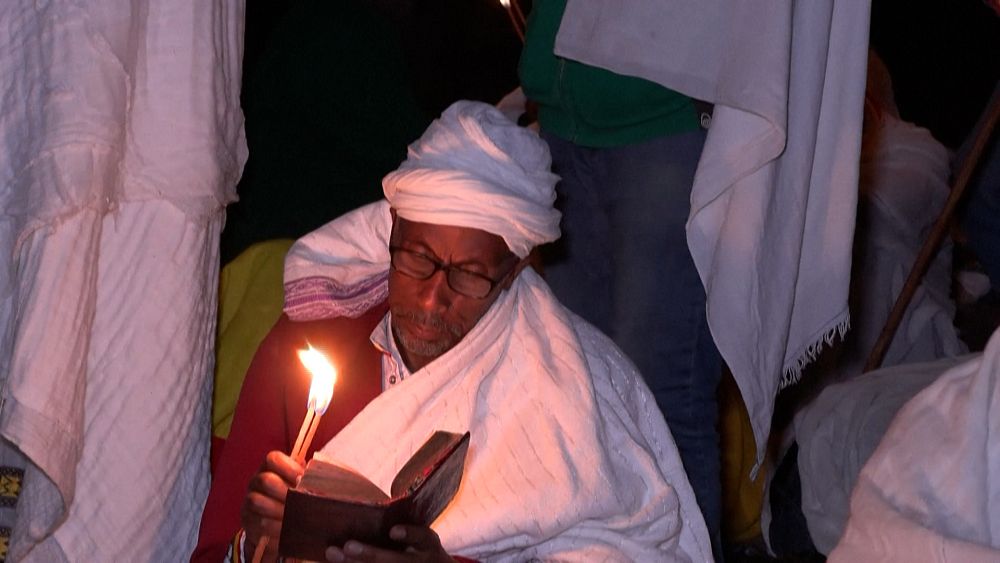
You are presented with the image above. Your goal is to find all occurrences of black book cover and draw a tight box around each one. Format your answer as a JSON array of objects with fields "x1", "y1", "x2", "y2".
[{"x1": 279, "y1": 430, "x2": 470, "y2": 561}]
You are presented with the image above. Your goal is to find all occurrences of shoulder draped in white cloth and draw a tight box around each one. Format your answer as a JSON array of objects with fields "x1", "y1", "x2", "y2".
[
  {"x1": 828, "y1": 326, "x2": 1000, "y2": 562},
  {"x1": 552, "y1": 0, "x2": 871, "y2": 469},
  {"x1": 284, "y1": 199, "x2": 712, "y2": 561}
]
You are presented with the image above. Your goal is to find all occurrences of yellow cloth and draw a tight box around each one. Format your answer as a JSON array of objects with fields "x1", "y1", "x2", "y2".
[
  {"x1": 719, "y1": 371, "x2": 766, "y2": 542},
  {"x1": 213, "y1": 239, "x2": 294, "y2": 438}
]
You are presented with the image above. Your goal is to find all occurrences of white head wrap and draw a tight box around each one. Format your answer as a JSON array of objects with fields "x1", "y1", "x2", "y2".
[{"x1": 382, "y1": 100, "x2": 561, "y2": 258}]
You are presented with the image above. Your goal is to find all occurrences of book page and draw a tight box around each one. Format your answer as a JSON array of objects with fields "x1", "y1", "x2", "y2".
[{"x1": 298, "y1": 459, "x2": 389, "y2": 504}]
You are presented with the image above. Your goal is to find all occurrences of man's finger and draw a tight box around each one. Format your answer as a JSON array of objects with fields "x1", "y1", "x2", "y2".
[
  {"x1": 247, "y1": 516, "x2": 284, "y2": 542},
  {"x1": 249, "y1": 470, "x2": 296, "y2": 503},
  {"x1": 388, "y1": 524, "x2": 441, "y2": 551},
  {"x1": 262, "y1": 450, "x2": 305, "y2": 485},
  {"x1": 244, "y1": 490, "x2": 287, "y2": 520},
  {"x1": 241, "y1": 509, "x2": 283, "y2": 549},
  {"x1": 325, "y1": 540, "x2": 402, "y2": 563},
  {"x1": 323, "y1": 528, "x2": 451, "y2": 563}
]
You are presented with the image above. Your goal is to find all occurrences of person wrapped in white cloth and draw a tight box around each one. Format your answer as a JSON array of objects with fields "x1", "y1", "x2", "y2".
[
  {"x1": 195, "y1": 100, "x2": 711, "y2": 562},
  {"x1": 828, "y1": 325, "x2": 1000, "y2": 562}
]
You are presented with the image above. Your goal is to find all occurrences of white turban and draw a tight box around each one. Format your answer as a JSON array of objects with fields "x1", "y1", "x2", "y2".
[{"x1": 383, "y1": 100, "x2": 561, "y2": 258}]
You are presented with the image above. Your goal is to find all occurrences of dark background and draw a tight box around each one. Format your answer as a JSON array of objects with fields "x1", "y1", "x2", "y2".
[
  {"x1": 242, "y1": 0, "x2": 1000, "y2": 147},
  {"x1": 222, "y1": 0, "x2": 524, "y2": 263},
  {"x1": 870, "y1": 0, "x2": 1000, "y2": 148},
  {"x1": 242, "y1": 0, "x2": 524, "y2": 125},
  {"x1": 224, "y1": 0, "x2": 1000, "y2": 264}
]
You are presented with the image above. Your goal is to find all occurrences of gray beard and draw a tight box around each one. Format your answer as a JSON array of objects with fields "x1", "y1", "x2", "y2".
[{"x1": 390, "y1": 309, "x2": 463, "y2": 359}]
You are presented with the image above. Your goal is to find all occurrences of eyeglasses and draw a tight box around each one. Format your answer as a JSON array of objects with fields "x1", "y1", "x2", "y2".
[{"x1": 389, "y1": 246, "x2": 514, "y2": 299}]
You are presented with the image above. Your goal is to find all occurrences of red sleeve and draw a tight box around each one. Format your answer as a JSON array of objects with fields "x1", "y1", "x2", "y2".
[
  {"x1": 192, "y1": 306, "x2": 387, "y2": 563},
  {"x1": 192, "y1": 316, "x2": 297, "y2": 563}
]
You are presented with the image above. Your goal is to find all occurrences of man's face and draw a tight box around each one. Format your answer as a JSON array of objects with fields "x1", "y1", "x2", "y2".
[{"x1": 388, "y1": 215, "x2": 522, "y2": 372}]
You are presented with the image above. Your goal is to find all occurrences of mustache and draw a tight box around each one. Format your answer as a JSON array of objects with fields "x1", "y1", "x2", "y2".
[{"x1": 391, "y1": 308, "x2": 463, "y2": 338}]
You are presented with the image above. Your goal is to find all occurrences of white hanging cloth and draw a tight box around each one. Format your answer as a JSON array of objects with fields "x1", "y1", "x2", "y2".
[
  {"x1": 554, "y1": 0, "x2": 870, "y2": 467},
  {"x1": 0, "y1": 1, "x2": 246, "y2": 559}
]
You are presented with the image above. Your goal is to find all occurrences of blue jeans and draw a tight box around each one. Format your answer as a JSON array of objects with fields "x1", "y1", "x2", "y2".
[{"x1": 542, "y1": 130, "x2": 724, "y2": 553}]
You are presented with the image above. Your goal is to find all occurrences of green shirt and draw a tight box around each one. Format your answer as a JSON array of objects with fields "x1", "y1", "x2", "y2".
[{"x1": 519, "y1": 0, "x2": 698, "y2": 148}]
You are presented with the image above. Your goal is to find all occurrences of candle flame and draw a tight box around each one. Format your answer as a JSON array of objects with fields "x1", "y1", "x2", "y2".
[
  {"x1": 499, "y1": 0, "x2": 510, "y2": 7},
  {"x1": 298, "y1": 344, "x2": 336, "y2": 415}
]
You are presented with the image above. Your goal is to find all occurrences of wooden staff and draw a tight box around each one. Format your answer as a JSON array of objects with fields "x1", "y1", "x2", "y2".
[{"x1": 864, "y1": 83, "x2": 1000, "y2": 372}]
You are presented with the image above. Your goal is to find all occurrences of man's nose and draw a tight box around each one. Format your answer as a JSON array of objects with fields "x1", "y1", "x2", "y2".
[{"x1": 416, "y1": 270, "x2": 452, "y2": 312}]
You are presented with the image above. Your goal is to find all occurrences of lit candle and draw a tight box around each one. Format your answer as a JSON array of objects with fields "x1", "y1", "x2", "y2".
[
  {"x1": 500, "y1": 0, "x2": 526, "y2": 43},
  {"x1": 253, "y1": 343, "x2": 337, "y2": 563},
  {"x1": 291, "y1": 344, "x2": 337, "y2": 463}
]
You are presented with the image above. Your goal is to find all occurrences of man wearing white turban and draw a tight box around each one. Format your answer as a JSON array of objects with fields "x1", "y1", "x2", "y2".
[{"x1": 193, "y1": 101, "x2": 711, "y2": 562}]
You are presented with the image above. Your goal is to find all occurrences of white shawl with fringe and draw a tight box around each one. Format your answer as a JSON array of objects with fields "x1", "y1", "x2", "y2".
[
  {"x1": 284, "y1": 200, "x2": 712, "y2": 562},
  {"x1": 553, "y1": 0, "x2": 870, "y2": 468}
]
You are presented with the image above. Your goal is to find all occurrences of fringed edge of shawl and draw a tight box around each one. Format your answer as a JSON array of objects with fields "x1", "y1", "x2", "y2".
[{"x1": 779, "y1": 313, "x2": 851, "y2": 389}]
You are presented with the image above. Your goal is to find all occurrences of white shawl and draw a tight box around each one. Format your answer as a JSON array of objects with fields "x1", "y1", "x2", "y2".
[
  {"x1": 553, "y1": 0, "x2": 870, "y2": 467},
  {"x1": 828, "y1": 327, "x2": 1000, "y2": 562},
  {"x1": 793, "y1": 355, "x2": 966, "y2": 554},
  {"x1": 285, "y1": 200, "x2": 712, "y2": 562}
]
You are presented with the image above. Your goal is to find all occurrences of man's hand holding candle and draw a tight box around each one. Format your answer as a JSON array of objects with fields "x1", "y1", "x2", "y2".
[{"x1": 241, "y1": 451, "x2": 305, "y2": 562}]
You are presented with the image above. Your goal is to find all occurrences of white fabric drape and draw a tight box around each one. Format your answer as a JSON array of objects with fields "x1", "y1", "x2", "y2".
[
  {"x1": 553, "y1": 0, "x2": 870, "y2": 467},
  {"x1": 828, "y1": 327, "x2": 1000, "y2": 562},
  {"x1": 0, "y1": 1, "x2": 246, "y2": 559},
  {"x1": 844, "y1": 115, "x2": 967, "y2": 375},
  {"x1": 792, "y1": 355, "x2": 967, "y2": 554},
  {"x1": 788, "y1": 114, "x2": 968, "y2": 555}
]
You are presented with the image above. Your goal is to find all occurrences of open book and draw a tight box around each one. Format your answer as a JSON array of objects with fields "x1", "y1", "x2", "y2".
[{"x1": 278, "y1": 430, "x2": 471, "y2": 561}]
